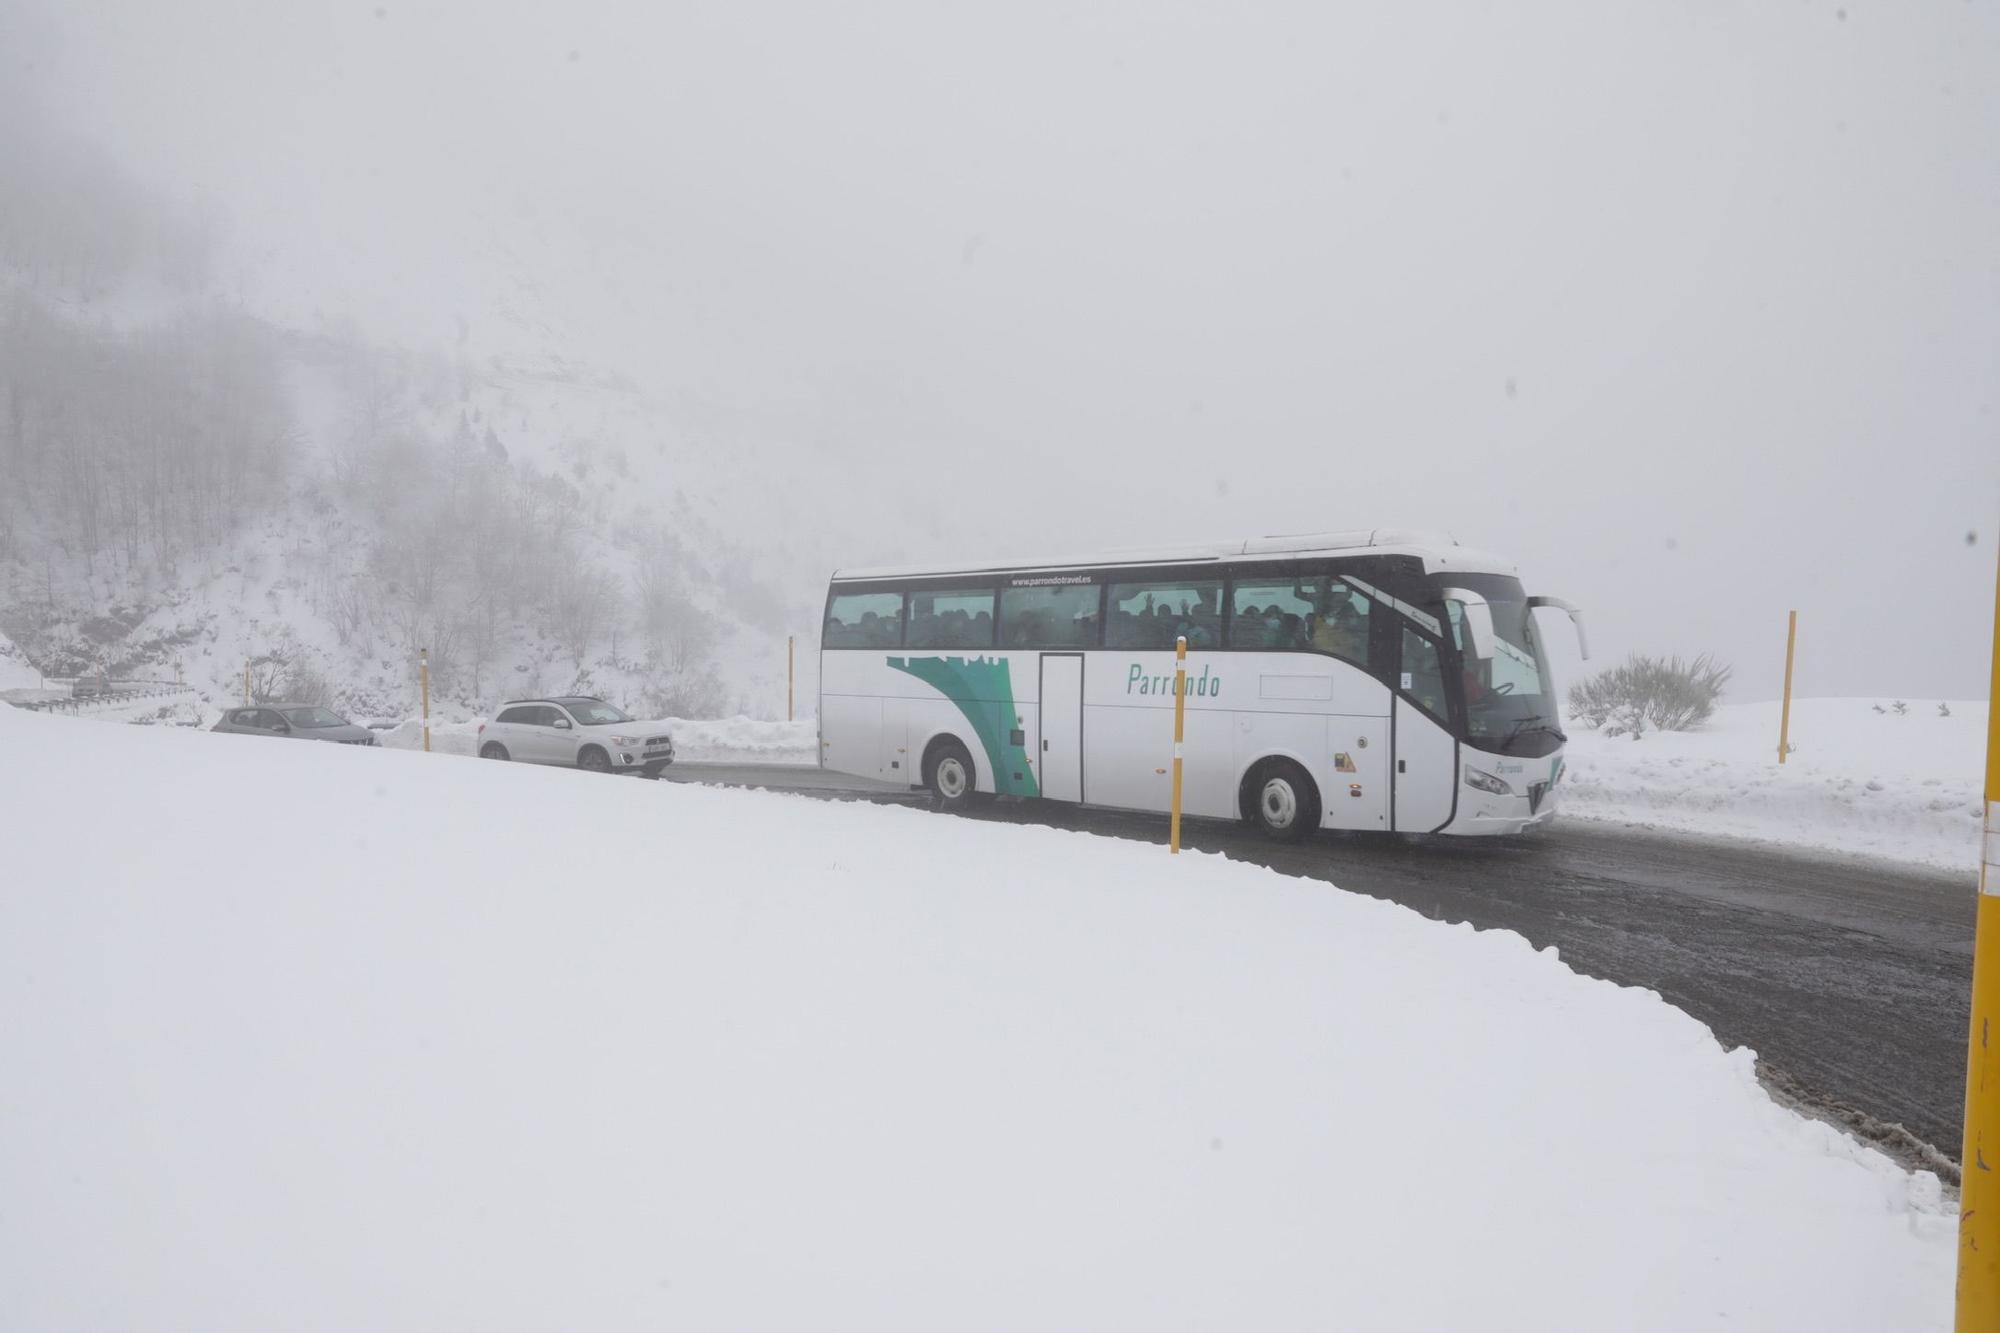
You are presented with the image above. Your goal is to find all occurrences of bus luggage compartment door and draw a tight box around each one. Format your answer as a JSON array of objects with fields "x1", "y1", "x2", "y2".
[
  {"x1": 1038, "y1": 653, "x2": 1084, "y2": 802},
  {"x1": 1323, "y1": 716, "x2": 1390, "y2": 832}
]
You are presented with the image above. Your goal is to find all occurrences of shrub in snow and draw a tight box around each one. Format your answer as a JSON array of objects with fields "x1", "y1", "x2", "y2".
[
  {"x1": 1891, "y1": 700, "x2": 1908, "y2": 716},
  {"x1": 1940, "y1": 702, "x2": 1952, "y2": 718},
  {"x1": 1567, "y1": 653, "x2": 1732, "y2": 733}
]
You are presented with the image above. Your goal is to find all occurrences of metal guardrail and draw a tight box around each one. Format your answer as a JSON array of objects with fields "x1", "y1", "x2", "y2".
[{"x1": 9, "y1": 683, "x2": 195, "y2": 715}]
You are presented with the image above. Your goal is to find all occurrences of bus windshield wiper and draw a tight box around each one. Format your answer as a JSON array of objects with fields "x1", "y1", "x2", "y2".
[{"x1": 1501, "y1": 713, "x2": 1550, "y2": 748}]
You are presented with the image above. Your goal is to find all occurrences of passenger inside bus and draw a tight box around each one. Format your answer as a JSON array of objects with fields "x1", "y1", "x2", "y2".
[{"x1": 1311, "y1": 589, "x2": 1368, "y2": 662}]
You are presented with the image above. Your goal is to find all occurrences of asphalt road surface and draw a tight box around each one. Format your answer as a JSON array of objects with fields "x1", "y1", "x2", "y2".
[{"x1": 665, "y1": 761, "x2": 1977, "y2": 1168}]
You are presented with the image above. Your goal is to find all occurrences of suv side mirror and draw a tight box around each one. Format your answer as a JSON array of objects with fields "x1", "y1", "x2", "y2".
[
  {"x1": 552, "y1": 717, "x2": 572, "y2": 730},
  {"x1": 1441, "y1": 587, "x2": 1497, "y2": 662}
]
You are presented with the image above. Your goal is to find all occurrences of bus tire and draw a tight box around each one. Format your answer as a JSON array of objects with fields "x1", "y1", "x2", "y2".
[
  {"x1": 1245, "y1": 758, "x2": 1320, "y2": 842},
  {"x1": 924, "y1": 738, "x2": 977, "y2": 812}
]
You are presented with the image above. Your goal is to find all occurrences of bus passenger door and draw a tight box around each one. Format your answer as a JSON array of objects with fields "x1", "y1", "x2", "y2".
[
  {"x1": 1038, "y1": 653, "x2": 1084, "y2": 802},
  {"x1": 1392, "y1": 626, "x2": 1458, "y2": 831}
]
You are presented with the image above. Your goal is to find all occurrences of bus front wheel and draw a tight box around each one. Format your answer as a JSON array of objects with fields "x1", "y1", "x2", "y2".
[
  {"x1": 1245, "y1": 759, "x2": 1321, "y2": 843},
  {"x1": 925, "y1": 739, "x2": 977, "y2": 812}
]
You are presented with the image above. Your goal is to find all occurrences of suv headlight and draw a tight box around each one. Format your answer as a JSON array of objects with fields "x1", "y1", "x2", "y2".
[
  {"x1": 609, "y1": 734, "x2": 638, "y2": 747},
  {"x1": 1464, "y1": 766, "x2": 1515, "y2": 797}
]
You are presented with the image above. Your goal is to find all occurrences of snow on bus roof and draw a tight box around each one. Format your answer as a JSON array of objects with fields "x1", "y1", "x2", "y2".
[{"x1": 832, "y1": 528, "x2": 1520, "y2": 583}]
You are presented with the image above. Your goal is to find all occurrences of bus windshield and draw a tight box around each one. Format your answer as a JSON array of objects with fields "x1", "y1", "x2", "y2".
[{"x1": 1451, "y1": 594, "x2": 1560, "y2": 755}]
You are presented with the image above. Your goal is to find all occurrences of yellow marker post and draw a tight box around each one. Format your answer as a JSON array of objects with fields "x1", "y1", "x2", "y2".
[
  {"x1": 788, "y1": 635, "x2": 796, "y2": 722},
  {"x1": 1170, "y1": 635, "x2": 1187, "y2": 855},
  {"x1": 1778, "y1": 610, "x2": 1797, "y2": 764},
  {"x1": 1957, "y1": 549, "x2": 2000, "y2": 1329},
  {"x1": 420, "y1": 647, "x2": 431, "y2": 754}
]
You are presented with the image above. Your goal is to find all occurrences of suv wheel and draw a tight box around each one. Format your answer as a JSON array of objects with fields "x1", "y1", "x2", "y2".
[
  {"x1": 577, "y1": 745, "x2": 612, "y2": 774},
  {"x1": 480, "y1": 742, "x2": 509, "y2": 760}
]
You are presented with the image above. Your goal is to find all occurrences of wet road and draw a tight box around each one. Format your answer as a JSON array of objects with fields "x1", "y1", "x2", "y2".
[{"x1": 664, "y1": 762, "x2": 1977, "y2": 1164}]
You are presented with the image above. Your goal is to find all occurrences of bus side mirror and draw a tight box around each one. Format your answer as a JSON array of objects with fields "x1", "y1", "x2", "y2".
[
  {"x1": 1527, "y1": 596, "x2": 1589, "y2": 660},
  {"x1": 1441, "y1": 587, "x2": 1497, "y2": 661}
]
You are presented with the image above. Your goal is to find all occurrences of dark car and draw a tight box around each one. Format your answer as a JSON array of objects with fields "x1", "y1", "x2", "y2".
[{"x1": 211, "y1": 703, "x2": 378, "y2": 746}]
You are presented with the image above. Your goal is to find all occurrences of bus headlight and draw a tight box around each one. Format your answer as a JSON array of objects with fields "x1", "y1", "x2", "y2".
[{"x1": 1464, "y1": 767, "x2": 1515, "y2": 797}]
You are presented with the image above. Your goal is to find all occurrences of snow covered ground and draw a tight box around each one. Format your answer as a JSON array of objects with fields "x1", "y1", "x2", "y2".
[
  {"x1": 0, "y1": 704, "x2": 1954, "y2": 1330},
  {"x1": 1560, "y1": 697, "x2": 1988, "y2": 872},
  {"x1": 377, "y1": 713, "x2": 819, "y2": 765}
]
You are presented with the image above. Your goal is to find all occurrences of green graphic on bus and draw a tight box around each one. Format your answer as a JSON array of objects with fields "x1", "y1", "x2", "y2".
[{"x1": 887, "y1": 655, "x2": 1041, "y2": 798}]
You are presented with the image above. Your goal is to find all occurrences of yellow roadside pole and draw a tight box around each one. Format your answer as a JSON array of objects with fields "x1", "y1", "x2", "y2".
[
  {"x1": 1170, "y1": 635, "x2": 1187, "y2": 855},
  {"x1": 788, "y1": 635, "x2": 795, "y2": 722},
  {"x1": 1958, "y1": 548, "x2": 2000, "y2": 1330},
  {"x1": 1778, "y1": 610, "x2": 1797, "y2": 764},
  {"x1": 420, "y1": 647, "x2": 431, "y2": 754}
]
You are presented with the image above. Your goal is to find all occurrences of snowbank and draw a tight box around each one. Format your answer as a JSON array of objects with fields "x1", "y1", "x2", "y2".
[
  {"x1": 377, "y1": 713, "x2": 819, "y2": 765},
  {"x1": 0, "y1": 704, "x2": 1952, "y2": 1330},
  {"x1": 663, "y1": 713, "x2": 817, "y2": 764},
  {"x1": 1560, "y1": 697, "x2": 1988, "y2": 871}
]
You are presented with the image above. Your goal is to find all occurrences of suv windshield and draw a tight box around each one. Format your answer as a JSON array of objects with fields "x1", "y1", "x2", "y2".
[
  {"x1": 1449, "y1": 596, "x2": 1559, "y2": 756},
  {"x1": 282, "y1": 707, "x2": 348, "y2": 728},
  {"x1": 566, "y1": 702, "x2": 631, "y2": 725}
]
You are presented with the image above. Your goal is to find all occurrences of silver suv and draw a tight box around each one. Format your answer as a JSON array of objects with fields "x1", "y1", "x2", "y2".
[{"x1": 477, "y1": 696, "x2": 674, "y2": 776}]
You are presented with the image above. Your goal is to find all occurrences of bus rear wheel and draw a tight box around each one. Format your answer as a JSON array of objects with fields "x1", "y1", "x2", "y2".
[
  {"x1": 1246, "y1": 759, "x2": 1320, "y2": 843},
  {"x1": 925, "y1": 739, "x2": 977, "y2": 812}
]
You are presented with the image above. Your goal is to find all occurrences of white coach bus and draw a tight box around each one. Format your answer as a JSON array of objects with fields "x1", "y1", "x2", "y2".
[{"x1": 817, "y1": 529, "x2": 1587, "y2": 841}]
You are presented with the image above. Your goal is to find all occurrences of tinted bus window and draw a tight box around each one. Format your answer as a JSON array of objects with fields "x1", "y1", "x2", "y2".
[
  {"x1": 1106, "y1": 579, "x2": 1223, "y2": 650},
  {"x1": 825, "y1": 591, "x2": 905, "y2": 648},
  {"x1": 1229, "y1": 577, "x2": 1320, "y2": 650},
  {"x1": 906, "y1": 589, "x2": 995, "y2": 649},
  {"x1": 998, "y1": 583, "x2": 1100, "y2": 648}
]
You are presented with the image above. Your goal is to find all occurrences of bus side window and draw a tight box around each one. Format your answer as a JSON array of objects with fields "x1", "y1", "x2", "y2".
[
  {"x1": 1307, "y1": 583, "x2": 1369, "y2": 665},
  {"x1": 1107, "y1": 579, "x2": 1222, "y2": 650},
  {"x1": 1400, "y1": 628, "x2": 1449, "y2": 721},
  {"x1": 1229, "y1": 579, "x2": 1318, "y2": 650},
  {"x1": 907, "y1": 589, "x2": 996, "y2": 650},
  {"x1": 999, "y1": 584, "x2": 1101, "y2": 649},
  {"x1": 826, "y1": 591, "x2": 906, "y2": 648}
]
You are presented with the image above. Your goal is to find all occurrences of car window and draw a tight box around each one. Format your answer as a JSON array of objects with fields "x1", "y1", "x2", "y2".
[
  {"x1": 566, "y1": 701, "x2": 629, "y2": 725},
  {"x1": 283, "y1": 707, "x2": 347, "y2": 728},
  {"x1": 495, "y1": 706, "x2": 533, "y2": 725}
]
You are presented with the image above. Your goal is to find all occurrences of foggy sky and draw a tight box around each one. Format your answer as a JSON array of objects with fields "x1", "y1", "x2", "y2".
[{"x1": 9, "y1": 0, "x2": 1998, "y2": 700}]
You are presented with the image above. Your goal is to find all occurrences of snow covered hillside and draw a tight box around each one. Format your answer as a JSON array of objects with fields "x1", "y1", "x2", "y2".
[
  {"x1": 0, "y1": 706, "x2": 1953, "y2": 1330},
  {"x1": 0, "y1": 625, "x2": 41, "y2": 692},
  {"x1": 0, "y1": 112, "x2": 824, "y2": 726},
  {"x1": 1561, "y1": 697, "x2": 1989, "y2": 871}
]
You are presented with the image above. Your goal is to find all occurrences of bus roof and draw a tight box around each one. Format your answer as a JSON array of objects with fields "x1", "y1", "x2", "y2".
[{"x1": 831, "y1": 528, "x2": 1520, "y2": 583}]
